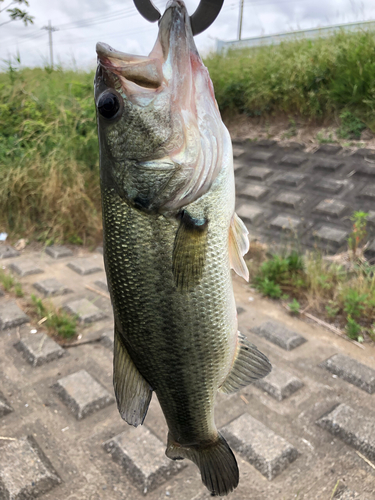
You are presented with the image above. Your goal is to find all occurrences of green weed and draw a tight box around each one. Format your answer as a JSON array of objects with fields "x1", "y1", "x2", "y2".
[
  {"x1": 338, "y1": 110, "x2": 366, "y2": 139},
  {"x1": 30, "y1": 294, "x2": 77, "y2": 339},
  {"x1": 288, "y1": 298, "x2": 301, "y2": 315},
  {"x1": 346, "y1": 315, "x2": 362, "y2": 341},
  {"x1": 342, "y1": 289, "x2": 367, "y2": 319},
  {"x1": 347, "y1": 211, "x2": 368, "y2": 258},
  {"x1": 0, "y1": 268, "x2": 23, "y2": 296}
]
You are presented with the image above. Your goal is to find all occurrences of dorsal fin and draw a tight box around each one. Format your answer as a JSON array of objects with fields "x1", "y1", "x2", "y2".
[{"x1": 228, "y1": 213, "x2": 250, "y2": 281}]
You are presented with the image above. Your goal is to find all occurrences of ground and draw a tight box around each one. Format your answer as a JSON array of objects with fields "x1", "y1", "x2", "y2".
[{"x1": 0, "y1": 244, "x2": 375, "y2": 500}]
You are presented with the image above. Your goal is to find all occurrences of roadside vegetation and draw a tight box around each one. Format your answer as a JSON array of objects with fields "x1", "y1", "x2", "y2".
[
  {"x1": 206, "y1": 29, "x2": 375, "y2": 133},
  {"x1": 247, "y1": 212, "x2": 375, "y2": 344}
]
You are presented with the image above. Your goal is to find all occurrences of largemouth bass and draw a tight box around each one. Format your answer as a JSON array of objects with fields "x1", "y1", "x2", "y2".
[{"x1": 94, "y1": 1, "x2": 271, "y2": 495}]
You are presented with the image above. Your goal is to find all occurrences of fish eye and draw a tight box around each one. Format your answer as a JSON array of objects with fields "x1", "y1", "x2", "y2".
[{"x1": 97, "y1": 91, "x2": 121, "y2": 119}]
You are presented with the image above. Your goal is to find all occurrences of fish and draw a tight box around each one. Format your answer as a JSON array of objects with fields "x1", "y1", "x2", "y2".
[{"x1": 94, "y1": 0, "x2": 272, "y2": 496}]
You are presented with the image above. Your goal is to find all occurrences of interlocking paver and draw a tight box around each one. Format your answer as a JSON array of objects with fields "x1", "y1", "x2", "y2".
[
  {"x1": 8, "y1": 260, "x2": 44, "y2": 277},
  {"x1": 33, "y1": 277, "x2": 71, "y2": 297},
  {"x1": 254, "y1": 366, "x2": 303, "y2": 401},
  {"x1": 0, "y1": 436, "x2": 61, "y2": 499},
  {"x1": 237, "y1": 204, "x2": 264, "y2": 225},
  {"x1": 355, "y1": 163, "x2": 375, "y2": 177},
  {"x1": 0, "y1": 301, "x2": 29, "y2": 330},
  {"x1": 104, "y1": 426, "x2": 187, "y2": 494},
  {"x1": 365, "y1": 239, "x2": 375, "y2": 257},
  {"x1": 94, "y1": 278, "x2": 108, "y2": 292},
  {"x1": 0, "y1": 245, "x2": 19, "y2": 259},
  {"x1": 222, "y1": 413, "x2": 298, "y2": 480},
  {"x1": 273, "y1": 192, "x2": 303, "y2": 208},
  {"x1": 67, "y1": 258, "x2": 103, "y2": 275},
  {"x1": 15, "y1": 333, "x2": 65, "y2": 367},
  {"x1": 101, "y1": 328, "x2": 114, "y2": 349},
  {"x1": 353, "y1": 148, "x2": 375, "y2": 160},
  {"x1": 53, "y1": 369, "x2": 114, "y2": 420},
  {"x1": 314, "y1": 226, "x2": 348, "y2": 245},
  {"x1": 257, "y1": 139, "x2": 276, "y2": 147},
  {"x1": 273, "y1": 172, "x2": 307, "y2": 187},
  {"x1": 314, "y1": 199, "x2": 348, "y2": 217},
  {"x1": 246, "y1": 166, "x2": 273, "y2": 180},
  {"x1": 315, "y1": 178, "x2": 345, "y2": 194},
  {"x1": 361, "y1": 184, "x2": 375, "y2": 200},
  {"x1": 232, "y1": 146, "x2": 245, "y2": 158},
  {"x1": 315, "y1": 144, "x2": 342, "y2": 155},
  {"x1": 249, "y1": 150, "x2": 274, "y2": 162},
  {"x1": 321, "y1": 354, "x2": 375, "y2": 394},
  {"x1": 317, "y1": 403, "x2": 375, "y2": 461},
  {"x1": 314, "y1": 158, "x2": 344, "y2": 171},
  {"x1": 280, "y1": 154, "x2": 306, "y2": 167},
  {"x1": 63, "y1": 298, "x2": 106, "y2": 323},
  {"x1": 45, "y1": 245, "x2": 73, "y2": 259},
  {"x1": 270, "y1": 214, "x2": 302, "y2": 232},
  {"x1": 367, "y1": 211, "x2": 375, "y2": 227},
  {"x1": 0, "y1": 391, "x2": 13, "y2": 417},
  {"x1": 238, "y1": 184, "x2": 269, "y2": 201},
  {"x1": 252, "y1": 320, "x2": 306, "y2": 350}
]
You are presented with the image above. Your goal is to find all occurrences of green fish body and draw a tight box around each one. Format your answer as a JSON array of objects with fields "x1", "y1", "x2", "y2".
[{"x1": 95, "y1": 2, "x2": 271, "y2": 495}]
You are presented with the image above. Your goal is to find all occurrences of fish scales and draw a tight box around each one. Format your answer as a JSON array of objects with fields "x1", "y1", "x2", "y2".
[{"x1": 95, "y1": 1, "x2": 271, "y2": 495}]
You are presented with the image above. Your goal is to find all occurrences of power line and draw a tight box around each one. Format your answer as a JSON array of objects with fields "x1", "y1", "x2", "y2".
[{"x1": 42, "y1": 20, "x2": 58, "y2": 69}]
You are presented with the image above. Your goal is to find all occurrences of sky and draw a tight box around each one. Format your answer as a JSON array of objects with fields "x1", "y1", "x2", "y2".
[{"x1": 1, "y1": 0, "x2": 375, "y2": 69}]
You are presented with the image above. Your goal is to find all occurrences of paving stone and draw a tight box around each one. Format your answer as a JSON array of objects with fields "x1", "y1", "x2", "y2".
[
  {"x1": 315, "y1": 144, "x2": 342, "y2": 155},
  {"x1": 257, "y1": 139, "x2": 276, "y2": 147},
  {"x1": 101, "y1": 329, "x2": 114, "y2": 349},
  {"x1": 45, "y1": 245, "x2": 73, "y2": 259},
  {"x1": 314, "y1": 226, "x2": 348, "y2": 245},
  {"x1": 315, "y1": 178, "x2": 345, "y2": 194},
  {"x1": 8, "y1": 259, "x2": 44, "y2": 277},
  {"x1": 95, "y1": 246, "x2": 103, "y2": 254},
  {"x1": 0, "y1": 301, "x2": 29, "y2": 330},
  {"x1": 270, "y1": 214, "x2": 302, "y2": 232},
  {"x1": 280, "y1": 154, "x2": 306, "y2": 167},
  {"x1": 353, "y1": 148, "x2": 375, "y2": 160},
  {"x1": 249, "y1": 150, "x2": 274, "y2": 162},
  {"x1": 282, "y1": 142, "x2": 305, "y2": 151},
  {"x1": 232, "y1": 146, "x2": 245, "y2": 158},
  {"x1": 221, "y1": 413, "x2": 298, "y2": 481},
  {"x1": 314, "y1": 158, "x2": 344, "y2": 171},
  {"x1": 273, "y1": 192, "x2": 303, "y2": 209},
  {"x1": 320, "y1": 353, "x2": 375, "y2": 394},
  {"x1": 317, "y1": 403, "x2": 375, "y2": 461},
  {"x1": 0, "y1": 288, "x2": 3, "y2": 297},
  {"x1": 238, "y1": 184, "x2": 269, "y2": 201},
  {"x1": 104, "y1": 426, "x2": 186, "y2": 494},
  {"x1": 53, "y1": 369, "x2": 114, "y2": 420},
  {"x1": 364, "y1": 239, "x2": 375, "y2": 257},
  {"x1": 33, "y1": 278, "x2": 71, "y2": 297},
  {"x1": 355, "y1": 163, "x2": 375, "y2": 177},
  {"x1": 67, "y1": 258, "x2": 103, "y2": 275},
  {"x1": 0, "y1": 391, "x2": 13, "y2": 417},
  {"x1": 254, "y1": 366, "x2": 304, "y2": 401},
  {"x1": 237, "y1": 306, "x2": 245, "y2": 315},
  {"x1": 274, "y1": 172, "x2": 307, "y2": 187},
  {"x1": 63, "y1": 298, "x2": 107, "y2": 324},
  {"x1": 0, "y1": 245, "x2": 20, "y2": 259},
  {"x1": 0, "y1": 436, "x2": 61, "y2": 499},
  {"x1": 15, "y1": 333, "x2": 65, "y2": 367},
  {"x1": 94, "y1": 278, "x2": 108, "y2": 292},
  {"x1": 237, "y1": 204, "x2": 264, "y2": 225},
  {"x1": 252, "y1": 320, "x2": 307, "y2": 351},
  {"x1": 360, "y1": 184, "x2": 375, "y2": 200},
  {"x1": 367, "y1": 211, "x2": 375, "y2": 227},
  {"x1": 314, "y1": 199, "x2": 348, "y2": 218},
  {"x1": 246, "y1": 166, "x2": 273, "y2": 181}
]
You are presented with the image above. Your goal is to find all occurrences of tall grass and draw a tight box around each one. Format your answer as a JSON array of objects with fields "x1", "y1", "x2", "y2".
[
  {"x1": 0, "y1": 67, "x2": 101, "y2": 244},
  {"x1": 205, "y1": 29, "x2": 375, "y2": 128}
]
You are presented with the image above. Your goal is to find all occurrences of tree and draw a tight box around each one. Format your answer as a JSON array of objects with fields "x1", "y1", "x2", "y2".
[{"x1": 0, "y1": 0, "x2": 34, "y2": 27}]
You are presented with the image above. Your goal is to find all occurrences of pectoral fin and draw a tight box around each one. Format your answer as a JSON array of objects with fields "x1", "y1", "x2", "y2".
[
  {"x1": 113, "y1": 326, "x2": 152, "y2": 426},
  {"x1": 229, "y1": 213, "x2": 250, "y2": 281},
  {"x1": 219, "y1": 333, "x2": 272, "y2": 394},
  {"x1": 172, "y1": 210, "x2": 208, "y2": 291}
]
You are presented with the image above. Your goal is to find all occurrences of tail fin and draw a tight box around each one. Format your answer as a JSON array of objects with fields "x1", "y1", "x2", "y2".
[{"x1": 166, "y1": 432, "x2": 239, "y2": 496}]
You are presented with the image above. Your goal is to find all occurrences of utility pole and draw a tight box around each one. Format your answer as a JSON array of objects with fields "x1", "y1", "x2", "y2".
[
  {"x1": 238, "y1": 0, "x2": 244, "y2": 40},
  {"x1": 42, "y1": 20, "x2": 58, "y2": 69}
]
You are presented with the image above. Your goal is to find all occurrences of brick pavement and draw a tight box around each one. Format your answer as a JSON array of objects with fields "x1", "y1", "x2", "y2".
[
  {"x1": 234, "y1": 141, "x2": 375, "y2": 258},
  {"x1": 0, "y1": 244, "x2": 374, "y2": 500}
]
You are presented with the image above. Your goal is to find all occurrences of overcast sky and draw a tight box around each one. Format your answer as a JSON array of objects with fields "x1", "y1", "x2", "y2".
[{"x1": 2, "y1": 0, "x2": 375, "y2": 69}]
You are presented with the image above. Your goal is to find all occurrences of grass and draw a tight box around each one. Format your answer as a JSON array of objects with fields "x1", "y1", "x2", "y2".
[
  {"x1": 248, "y1": 247, "x2": 375, "y2": 343},
  {"x1": 30, "y1": 294, "x2": 77, "y2": 339},
  {"x1": 205, "y1": 29, "x2": 375, "y2": 130},
  {"x1": 0, "y1": 268, "x2": 23, "y2": 296},
  {"x1": 0, "y1": 65, "x2": 101, "y2": 244}
]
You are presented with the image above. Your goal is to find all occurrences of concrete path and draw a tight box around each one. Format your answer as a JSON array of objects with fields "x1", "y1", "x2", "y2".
[{"x1": 0, "y1": 245, "x2": 375, "y2": 500}]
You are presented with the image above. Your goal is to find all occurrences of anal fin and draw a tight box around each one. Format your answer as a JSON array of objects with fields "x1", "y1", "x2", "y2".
[
  {"x1": 113, "y1": 326, "x2": 152, "y2": 426},
  {"x1": 219, "y1": 333, "x2": 272, "y2": 394}
]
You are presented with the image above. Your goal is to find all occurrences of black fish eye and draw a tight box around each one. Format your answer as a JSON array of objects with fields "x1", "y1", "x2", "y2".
[{"x1": 97, "y1": 91, "x2": 121, "y2": 119}]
